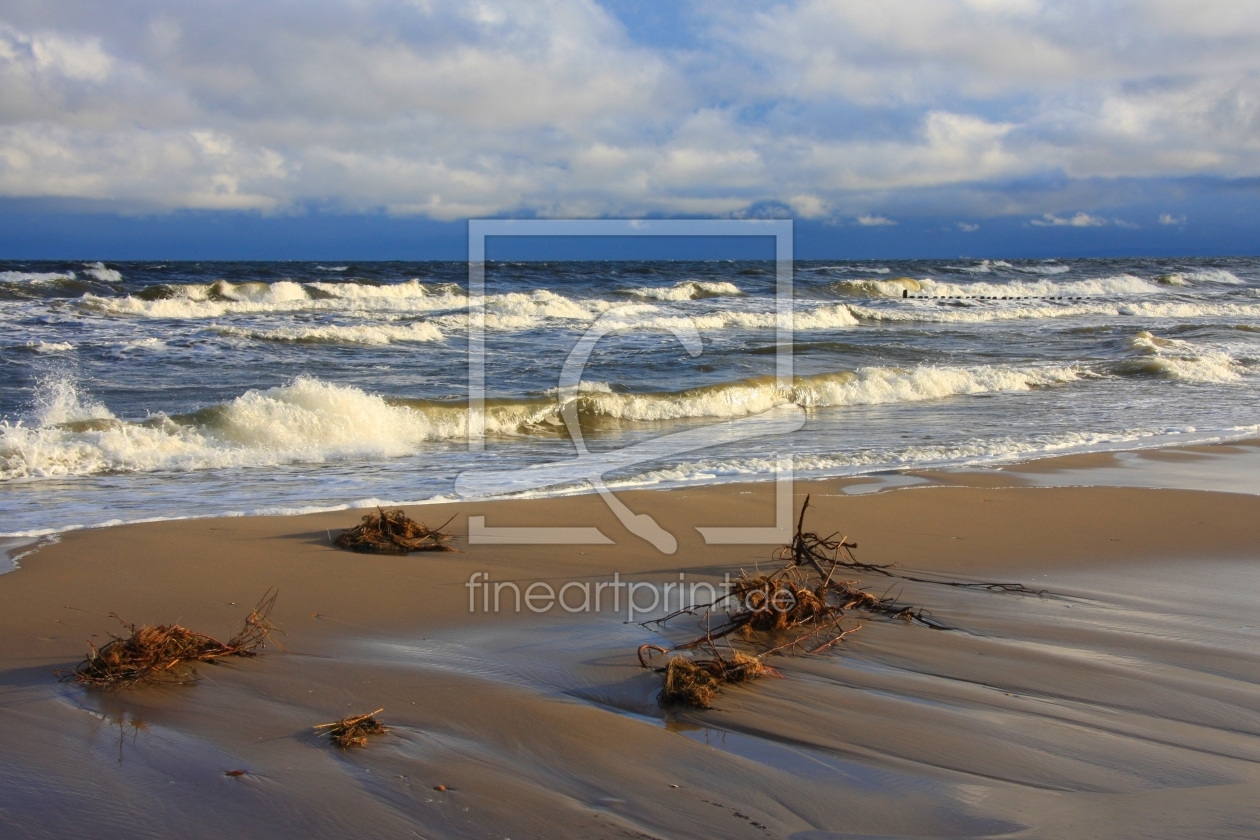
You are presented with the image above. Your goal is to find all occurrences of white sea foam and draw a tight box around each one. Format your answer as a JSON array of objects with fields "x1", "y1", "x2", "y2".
[
  {"x1": 216, "y1": 321, "x2": 444, "y2": 346},
  {"x1": 624, "y1": 280, "x2": 744, "y2": 301},
  {"x1": 27, "y1": 341, "x2": 75, "y2": 353},
  {"x1": 33, "y1": 376, "x2": 115, "y2": 426},
  {"x1": 1117, "y1": 301, "x2": 1260, "y2": 318},
  {"x1": 600, "y1": 427, "x2": 1218, "y2": 492},
  {"x1": 121, "y1": 338, "x2": 167, "y2": 351}
]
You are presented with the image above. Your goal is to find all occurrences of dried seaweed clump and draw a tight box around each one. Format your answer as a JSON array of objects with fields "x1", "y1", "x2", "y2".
[
  {"x1": 334, "y1": 508, "x2": 456, "y2": 555},
  {"x1": 660, "y1": 652, "x2": 778, "y2": 709},
  {"x1": 69, "y1": 591, "x2": 279, "y2": 689},
  {"x1": 316, "y1": 709, "x2": 389, "y2": 748}
]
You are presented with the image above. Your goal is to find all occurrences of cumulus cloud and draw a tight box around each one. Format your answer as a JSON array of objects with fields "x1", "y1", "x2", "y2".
[
  {"x1": 856, "y1": 214, "x2": 896, "y2": 226},
  {"x1": 1159, "y1": 213, "x2": 1187, "y2": 225},
  {"x1": 0, "y1": 0, "x2": 1258, "y2": 221}
]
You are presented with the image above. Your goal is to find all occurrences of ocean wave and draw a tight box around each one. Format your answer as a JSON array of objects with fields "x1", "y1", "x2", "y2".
[
  {"x1": 1154, "y1": 268, "x2": 1245, "y2": 286},
  {"x1": 81, "y1": 279, "x2": 468, "y2": 319},
  {"x1": 850, "y1": 299, "x2": 1260, "y2": 324},
  {"x1": 1013, "y1": 263, "x2": 1072, "y2": 275},
  {"x1": 950, "y1": 259, "x2": 1074, "y2": 276},
  {"x1": 922, "y1": 274, "x2": 1158, "y2": 298},
  {"x1": 829, "y1": 277, "x2": 922, "y2": 297},
  {"x1": 0, "y1": 364, "x2": 1082, "y2": 481},
  {"x1": 1114, "y1": 331, "x2": 1243, "y2": 383},
  {"x1": 1117, "y1": 301, "x2": 1260, "y2": 318},
  {"x1": 567, "y1": 364, "x2": 1079, "y2": 422},
  {"x1": 570, "y1": 303, "x2": 861, "y2": 333},
  {"x1": 832, "y1": 273, "x2": 1158, "y2": 299},
  {"x1": 0, "y1": 377, "x2": 445, "y2": 480},
  {"x1": 951, "y1": 259, "x2": 1012, "y2": 274},
  {"x1": 26, "y1": 341, "x2": 75, "y2": 353},
  {"x1": 623, "y1": 280, "x2": 744, "y2": 301},
  {"x1": 0, "y1": 270, "x2": 76, "y2": 284},
  {"x1": 83, "y1": 262, "x2": 122, "y2": 283},
  {"x1": 120, "y1": 338, "x2": 167, "y2": 351},
  {"x1": 216, "y1": 321, "x2": 444, "y2": 346}
]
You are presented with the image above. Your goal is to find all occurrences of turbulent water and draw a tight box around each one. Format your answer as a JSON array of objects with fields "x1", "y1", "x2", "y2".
[{"x1": 1, "y1": 257, "x2": 1258, "y2": 536}]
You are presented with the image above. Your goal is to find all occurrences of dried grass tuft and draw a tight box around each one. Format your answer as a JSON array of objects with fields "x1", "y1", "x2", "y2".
[
  {"x1": 315, "y1": 709, "x2": 388, "y2": 748},
  {"x1": 334, "y1": 508, "x2": 456, "y2": 555},
  {"x1": 660, "y1": 652, "x2": 778, "y2": 709}
]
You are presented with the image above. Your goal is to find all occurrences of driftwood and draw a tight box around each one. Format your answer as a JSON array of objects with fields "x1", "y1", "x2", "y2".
[
  {"x1": 639, "y1": 496, "x2": 1047, "y2": 707},
  {"x1": 334, "y1": 508, "x2": 456, "y2": 555},
  {"x1": 67, "y1": 591, "x2": 279, "y2": 689},
  {"x1": 777, "y1": 497, "x2": 1045, "y2": 595},
  {"x1": 315, "y1": 709, "x2": 388, "y2": 747}
]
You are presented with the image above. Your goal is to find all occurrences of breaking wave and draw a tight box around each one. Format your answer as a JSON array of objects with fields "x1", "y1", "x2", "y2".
[
  {"x1": 216, "y1": 321, "x2": 444, "y2": 346},
  {"x1": 850, "y1": 299, "x2": 1260, "y2": 324},
  {"x1": 82, "y1": 279, "x2": 468, "y2": 319},
  {"x1": 623, "y1": 280, "x2": 744, "y2": 300},
  {"x1": 836, "y1": 274, "x2": 1161, "y2": 299},
  {"x1": 0, "y1": 270, "x2": 76, "y2": 284},
  {"x1": 0, "y1": 364, "x2": 1083, "y2": 481},
  {"x1": 1113, "y1": 331, "x2": 1243, "y2": 383}
]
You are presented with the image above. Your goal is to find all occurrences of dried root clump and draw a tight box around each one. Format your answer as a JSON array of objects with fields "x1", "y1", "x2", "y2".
[
  {"x1": 639, "y1": 496, "x2": 1049, "y2": 708},
  {"x1": 316, "y1": 709, "x2": 388, "y2": 748},
  {"x1": 660, "y1": 652, "x2": 779, "y2": 709},
  {"x1": 69, "y1": 591, "x2": 279, "y2": 689},
  {"x1": 334, "y1": 508, "x2": 456, "y2": 555}
]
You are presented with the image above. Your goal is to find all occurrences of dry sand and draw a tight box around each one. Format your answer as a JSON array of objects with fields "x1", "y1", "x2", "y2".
[{"x1": 2, "y1": 475, "x2": 1260, "y2": 838}]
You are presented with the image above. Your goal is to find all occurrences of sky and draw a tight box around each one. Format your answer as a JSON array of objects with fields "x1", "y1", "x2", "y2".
[{"x1": 1, "y1": 0, "x2": 1259, "y2": 259}]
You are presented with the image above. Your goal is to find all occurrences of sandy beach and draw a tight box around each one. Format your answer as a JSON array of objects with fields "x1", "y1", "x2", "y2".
[{"x1": 3, "y1": 448, "x2": 1260, "y2": 839}]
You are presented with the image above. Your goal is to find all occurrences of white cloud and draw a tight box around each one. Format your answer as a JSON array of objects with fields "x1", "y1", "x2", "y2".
[
  {"x1": 1159, "y1": 213, "x2": 1187, "y2": 225},
  {"x1": 957, "y1": 221, "x2": 979, "y2": 231},
  {"x1": 0, "y1": 1, "x2": 1258, "y2": 220},
  {"x1": 1029, "y1": 212, "x2": 1108, "y2": 227},
  {"x1": 857, "y1": 214, "x2": 896, "y2": 226}
]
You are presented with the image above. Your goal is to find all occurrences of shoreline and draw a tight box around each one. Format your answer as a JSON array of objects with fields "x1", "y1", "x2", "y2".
[
  {"x1": 2, "y1": 475, "x2": 1260, "y2": 837},
  {"x1": 4, "y1": 432, "x2": 1259, "y2": 541}
]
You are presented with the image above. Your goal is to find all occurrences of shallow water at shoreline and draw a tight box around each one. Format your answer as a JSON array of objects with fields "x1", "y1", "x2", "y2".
[{"x1": 2, "y1": 256, "x2": 1257, "y2": 534}]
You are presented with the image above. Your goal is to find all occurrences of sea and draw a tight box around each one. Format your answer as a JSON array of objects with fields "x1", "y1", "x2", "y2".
[{"x1": 1, "y1": 257, "x2": 1258, "y2": 537}]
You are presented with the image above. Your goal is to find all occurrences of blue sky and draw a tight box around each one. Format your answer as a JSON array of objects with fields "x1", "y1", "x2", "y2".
[{"x1": 1, "y1": 0, "x2": 1258, "y2": 259}]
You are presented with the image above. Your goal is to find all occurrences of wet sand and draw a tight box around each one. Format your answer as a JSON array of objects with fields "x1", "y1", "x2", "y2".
[{"x1": 3, "y1": 474, "x2": 1260, "y2": 838}]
